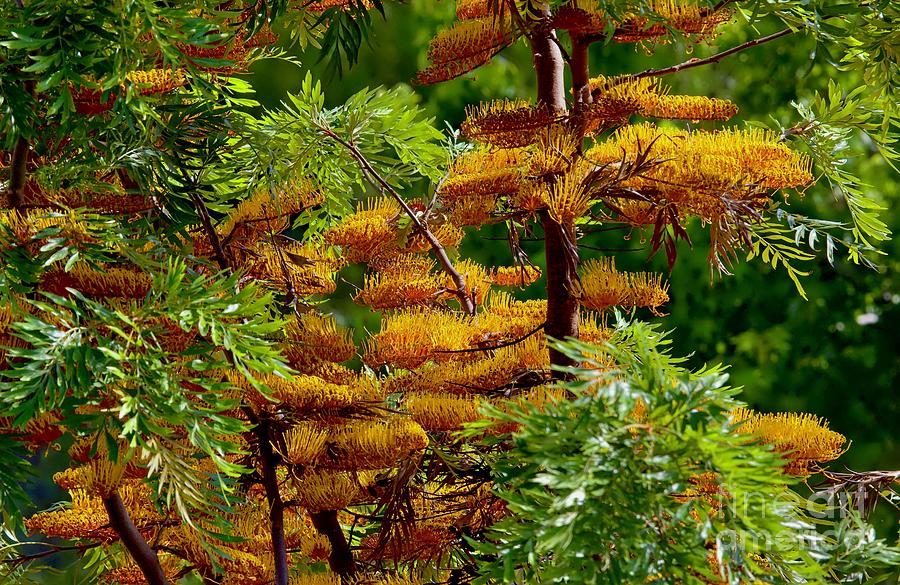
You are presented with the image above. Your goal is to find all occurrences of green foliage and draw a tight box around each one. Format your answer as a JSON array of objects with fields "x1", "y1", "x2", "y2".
[
  {"x1": 229, "y1": 71, "x2": 446, "y2": 231},
  {"x1": 0, "y1": 259, "x2": 287, "y2": 530},
  {"x1": 469, "y1": 324, "x2": 900, "y2": 584}
]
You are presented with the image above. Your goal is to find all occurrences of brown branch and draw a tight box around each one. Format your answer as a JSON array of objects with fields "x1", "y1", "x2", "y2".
[
  {"x1": 186, "y1": 190, "x2": 291, "y2": 585},
  {"x1": 103, "y1": 492, "x2": 169, "y2": 585},
  {"x1": 1, "y1": 542, "x2": 103, "y2": 566},
  {"x1": 570, "y1": 33, "x2": 592, "y2": 117},
  {"x1": 634, "y1": 28, "x2": 795, "y2": 78},
  {"x1": 316, "y1": 126, "x2": 476, "y2": 315},
  {"x1": 309, "y1": 510, "x2": 357, "y2": 577},
  {"x1": 7, "y1": 137, "x2": 30, "y2": 208},
  {"x1": 255, "y1": 419, "x2": 290, "y2": 585}
]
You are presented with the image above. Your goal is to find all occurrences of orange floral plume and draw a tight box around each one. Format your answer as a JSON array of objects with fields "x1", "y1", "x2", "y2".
[
  {"x1": 462, "y1": 100, "x2": 561, "y2": 149},
  {"x1": 730, "y1": 408, "x2": 846, "y2": 475},
  {"x1": 489, "y1": 265, "x2": 541, "y2": 288},
  {"x1": 41, "y1": 265, "x2": 153, "y2": 299},
  {"x1": 355, "y1": 255, "x2": 446, "y2": 309},
  {"x1": 320, "y1": 417, "x2": 429, "y2": 470},
  {"x1": 282, "y1": 312, "x2": 356, "y2": 368},
  {"x1": 415, "y1": 19, "x2": 516, "y2": 85},
  {"x1": 364, "y1": 308, "x2": 480, "y2": 369},
  {"x1": 579, "y1": 257, "x2": 669, "y2": 314},
  {"x1": 323, "y1": 197, "x2": 401, "y2": 263},
  {"x1": 219, "y1": 179, "x2": 323, "y2": 241}
]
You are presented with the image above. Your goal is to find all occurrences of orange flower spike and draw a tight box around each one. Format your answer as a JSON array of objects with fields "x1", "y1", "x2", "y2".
[
  {"x1": 364, "y1": 308, "x2": 479, "y2": 369},
  {"x1": 41, "y1": 265, "x2": 153, "y2": 299},
  {"x1": 579, "y1": 258, "x2": 630, "y2": 311},
  {"x1": 405, "y1": 392, "x2": 484, "y2": 432},
  {"x1": 626, "y1": 271, "x2": 670, "y2": 315},
  {"x1": 415, "y1": 19, "x2": 516, "y2": 85},
  {"x1": 322, "y1": 417, "x2": 429, "y2": 470},
  {"x1": 730, "y1": 408, "x2": 847, "y2": 476},
  {"x1": 126, "y1": 68, "x2": 186, "y2": 96},
  {"x1": 281, "y1": 422, "x2": 328, "y2": 466},
  {"x1": 355, "y1": 255, "x2": 446, "y2": 309},
  {"x1": 323, "y1": 197, "x2": 401, "y2": 263},
  {"x1": 542, "y1": 172, "x2": 592, "y2": 224},
  {"x1": 283, "y1": 312, "x2": 356, "y2": 365},
  {"x1": 462, "y1": 100, "x2": 561, "y2": 149},
  {"x1": 219, "y1": 179, "x2": 323, "y2": 239},
  {"x1": 490, "y1": 265, "x2": 541, "y2": 287}
]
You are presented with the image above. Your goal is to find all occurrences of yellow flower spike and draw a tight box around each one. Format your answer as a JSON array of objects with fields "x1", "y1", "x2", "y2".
[
  {"x1": 446, "y1": 196, "x2": 499, "y2": 227},
  {"x1": 403, "y1": 221, "x2": 465, "y2": 256},
  {"x1": 627, "y1": 271, "x2": 670, "y2": 314},
  {"x1": 247, "y1": 242, "x2": 340, "y2": 297},
  {"x1": 462, "y1": 100, "x2": 562, "y2": 149},
  {"x1": 283, "y1": 312, "x2": 356, "y2": 366},
  {"x1": 323, "y1": 197, "x2": 402, "y2": 263},
  {"x1": 284, "y1": 468, "x2": 363, "y2": 511},
  {"x1": 645, "y1": 94, "x2": 739, "y2": 121},
  {"x1": 443, "y1": 259, "x2": 492, "y2": 305},
  {"x1": 440, "y1": 167, "x2": 522, "y2": 201},
  {"x1": 364, "y1": 308, "x2": 480, "y2": 369},
  {"x1": 580, "y1": 311, "x2": 613, "y2": 345},
  {"x1": 415, "y1": 19, "x2": 516, "y2": 85},
  {"x1": 292, "y1": 573, "x2": 342, "y2": 585},
  {"x1": 219, "y1": 179, "x2": 323, "y2": 241},
  {"x1": 455, "y1": 0, "x2": 494, "y2": 19},
  {"x1": 529, "y1": 127, "x2": 581, "y2": 176},
  {"x1": 404, "y1": 392, "x2": 484, "y2": 432},
  {"x1": 303, "y1": 0, "x2": 374, "y2": 12},
  {"x1": 125, "y1": 68, "x2": 185, "y2": 96},
  {"x1": 41, "y1": 265, "x2": 152, "y2": 299},
  {"x1": 730, "y1": 408, "x2": 847, "y2": 475},
  {"x1": 52, "y1": 458, "x2": 127, "y2": 498},
  {"x1": 579, "y1": 258, "x2": 630, "y2": 310},
  {"x1": 226, "y1": 371, "x2": 380, "y2": 411},
  {"x1": 451, "y1": 147, "x2": 528, "y2": 175},
  {"x1": 490, "y1": 265, "x2": 541, "y2": 287},
  {"x1": 281, "y1": 422, "x2": 328, "y2": 466},
  {"x1": 322, "y1": 417, "x2": 429, "y2": 470},
  {"x1": 355, "y1": 256, "x2": 446, "y2": 309},
  {"x1": 542, "y1": 172, "x2": 592, "y2": 224},
  {"x1": 510, "y1": 182, "x2": 547, "y2": 214}
]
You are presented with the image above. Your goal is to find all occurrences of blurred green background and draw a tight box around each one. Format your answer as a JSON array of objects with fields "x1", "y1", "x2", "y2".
[{"x1": 251, "y1": 0, "x2": 899, "y2": 527}]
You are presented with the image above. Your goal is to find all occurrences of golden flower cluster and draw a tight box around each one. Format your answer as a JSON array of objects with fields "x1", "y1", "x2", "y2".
[
  {"x1": 579, "y1": 257, "x2": 669, "y2": 314},
  {"x1": 284, "y1": 468, "x2": 378, "y2": 511},
  {"x1": 41, "y1": 265, "x2": 153, "y2": 299},
  {"x1": 246, "y1": 242, "x2": 341, "y2": 297},
  {"x1": 219, "y1": 179, "x2": 323, "y2": 241},
  {"x1": 355, "y1": 255, "x2": 446, "y2": 309},
  {"x1": 730, "y1": 408, "x2": 846, "y2": 475},
  {"x1": 462, "y1": 100, "x2": 561, "y2": 149},
  {"x1": 364, "y1": 309, "x2": 480, "y2": 369},
  {"x1": 585, "y1": 123, "x2": 813, "y2": 223},
  {"x1": 321, "y1": 417, "x2": 429, "y2": 470},
  {"x1": 282, "y1": 311, "x2": 356, "y2": 368},
  {"x1": 415, "y1": 19, "x2": 516, "y2": 85},
  {"x1": 490, "y1": 265, "x2": 541, "y2": 287}
]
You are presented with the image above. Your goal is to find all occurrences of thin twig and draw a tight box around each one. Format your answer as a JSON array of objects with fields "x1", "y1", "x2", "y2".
[
  {"x1": 634, "y1": 28, "x2": 794, "y2": 78},
  {"x1": 317, "y1": 125, "x2": 476, "y2": 315}
]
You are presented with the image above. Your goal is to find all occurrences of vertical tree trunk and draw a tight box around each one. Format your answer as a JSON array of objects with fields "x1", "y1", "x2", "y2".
[
  {"x1": 571, "y1": 34, "x2": 593, "y2": 115},
  {"x1": 7, "y1": 136, "x2": 29, "y2": 208},
  {"x1": 309, "y1": 509, "x2": 357, "y2": 577},
  {"x1": 102, "y1": 492, "x2": 169, "y2": 585},
  {"x1": 255, "y1": 420, "x2": 290, "y2": 585},
  {"x1": 528, "y1": 4, "x2": 581, "y2": 372}
]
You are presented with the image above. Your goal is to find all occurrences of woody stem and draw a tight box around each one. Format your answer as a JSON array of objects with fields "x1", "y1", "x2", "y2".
[
  {"x1": 309, "y1": 510, "x2": 357, "y2": 577},
  {"x1": 318, "y1": 125, "x2": 476, "y2": 315},
  {"x1": 7, "y1": 136, "x2": 29, "y2": 208},
  {"x1": 255, "y1": 419, "x2": 290, "y2": 585},
  {"x1": 103, "y1": 492, "x2": 169, "y2": 585},
  {"x1": 529, "y1": 6, "x2": 581, "y2": 374}
]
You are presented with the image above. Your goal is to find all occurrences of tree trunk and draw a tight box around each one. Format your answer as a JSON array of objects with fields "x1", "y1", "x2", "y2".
[
  {"x1": 528, "y1": 4, "x2": 581, "y2": 373},
  {"x1": 310, "y1": 509, "x2": 357, "y2": 576},
  {"x1": 255, "y1": 419, "x2": 290, "y2": 585},
  {"x1": 102, "y1": 492, "x2": 169, "y2": 585}
]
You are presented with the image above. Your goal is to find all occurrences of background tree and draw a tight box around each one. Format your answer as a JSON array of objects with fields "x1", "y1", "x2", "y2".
[{"x1": 1, "y1": 0, "x2": 898, "y2": 584}]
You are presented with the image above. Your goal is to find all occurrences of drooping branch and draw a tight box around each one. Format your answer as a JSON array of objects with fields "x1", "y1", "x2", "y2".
[
  {"x1": 634, "y1": 28, "x2": 794, "y2": 78},
  {"x1": 309, "y1": 510, "x2": 357, "y2": 577},
  {"x1": 317, "y1": 126, "x2": 477, "y2": 315},
  {"x1": 102, "y1": 492, "x2": 170, "y2": 585}
]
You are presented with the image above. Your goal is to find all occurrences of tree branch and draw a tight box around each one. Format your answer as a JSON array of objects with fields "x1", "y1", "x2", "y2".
[
  {"x1": 317, "y1": 126, "x2": 476, "y2": 315},
  {"x1": 7, "y1": 136, "x2": 30, "y2": 208},
  {"x1": 255, "y1": 418, "x2": 290, "y2": 585},
  {"x1": 433, "y1": 321, "x2": 546, "y2": 354},
  {"x1": 103, "y1": 492, "x2": 169, "y2": 585},
  {"x1": 570, "y1": 33, "x2": 592, "y2": 117},
  {"x1": 309, "y1": 510, "x2": 357, "y2": 576},
  {"x1": 634, "y1": 28, "x2": 794, "y2": 78}
]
